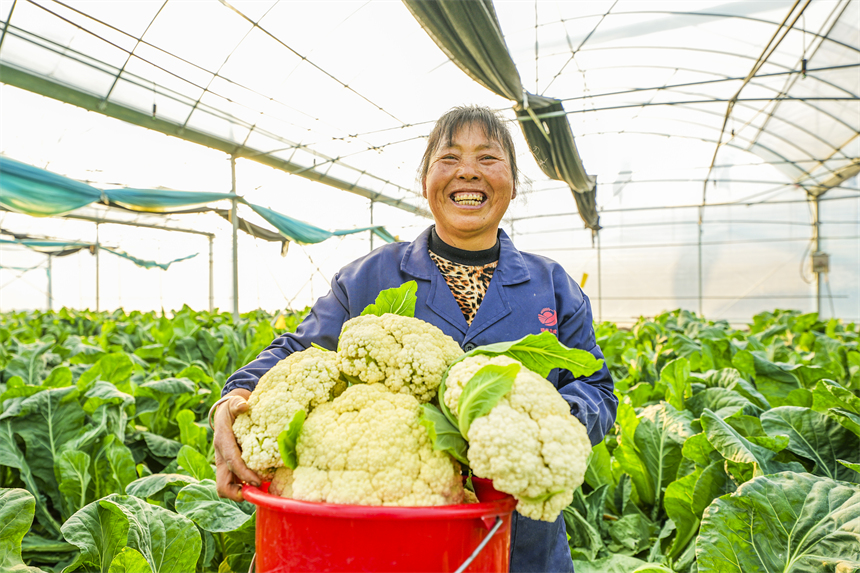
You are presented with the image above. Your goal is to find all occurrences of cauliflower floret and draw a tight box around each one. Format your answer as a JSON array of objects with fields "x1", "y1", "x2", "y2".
[
  {"x1": 444, "y1": 355, "x2": 591, "y2": 521},
  {"x1": 336, "y1": 313, "x2": 463, "y2": 403},
  {"x1": 233, "y1": 347, "x2": 346, "y2": 473},
  {"x1": 284, "y1": 383, "x2": 465, "y2": 506}
]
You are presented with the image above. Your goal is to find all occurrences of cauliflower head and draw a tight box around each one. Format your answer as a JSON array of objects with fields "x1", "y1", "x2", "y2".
[
  {"x1": 286, "y1": 383, "x2": 465, "y2": 507},
  {"x1": 336, "y1": 313, "x2": 463, "y2": 403},
  {"x1": 444, "y1": 355, "x2": 591, "y2": 521},
  {"x1": 233, "y1": 347, "x2": 346, "y2": 473}
]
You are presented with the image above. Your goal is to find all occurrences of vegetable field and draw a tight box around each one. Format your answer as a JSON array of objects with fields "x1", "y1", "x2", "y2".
[{"x1": 1, "y1": 307, "x2": 859, "y2": 572}]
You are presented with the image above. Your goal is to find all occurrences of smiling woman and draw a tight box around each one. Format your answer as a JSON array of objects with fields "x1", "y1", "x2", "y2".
[
  {"x1": 419, "y1": 106, "x2": 519, "y2": 251},
  {"x1": 214, "y1": 105, "x2": 617, "y2": 573}
]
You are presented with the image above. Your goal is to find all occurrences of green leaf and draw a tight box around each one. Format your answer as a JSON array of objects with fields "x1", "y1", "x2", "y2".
[
  {"x1": 277, "y1": 410, "x2": 306, "y2": 470},
  {"x1": 700, "y1": 409, "x2": 804, "y2": 482},
  {"x1": 686, "y1": 387, "x2": 757, "y2": 419},
  {"x1": 61, "y1": 496, "x2": 130, "y2": 573},
  {"x1": 55, "y1": 450, "x2": 92, "y2": 520},
  {"x1": 831, "y1": 408, "x2": 860, "y2": 440},
  {"x1": 839, "y1": 460, "x2": 860, "y2": 475},
  {"x1": 175, "y1": 480, "x2": 255, "y2": 533},
  {"x1": 78, "y1": 352, "x2": 134, "y2": 390},
  {"x1": 0, "y1": 419, "x2": 62, "y2": 537},
  {"x1": 584, "y1": 440, "x2": 614, "y2": 490},
  {"x1": 84, "y1": 381, "x2": 134, "y2": 415},
  {"x1": 691, "y1": 461, "x2": 734, "y2": 517},
  {"x1": 697, "y1": 472, "x2": 860, "y2": 573},
  {"x1": 572, "y1": 555, "x2": 651, "y2": 573},
  {"x1": 133, "y1": 345, "x2": 165, "y2": 362},
  {"x1": 418, "y1": 403, "x2": 468, "y2": 465},
  {"x1": 616, "y1": 403, "x2": 694, "y2": 511},
  {"x1": 11, "y1": 386, "x2": 85, "y2": 511},
  {"x1": 681, "y1": 432, "x2": 719, "y2": 467},
  {"x1": 5, "y1": 339, "x2": 55, "y2": 386},
  {"x1": 660, "y1": 357, "x2": 691, "y2": 411},
  {"x1": 663, "y1": 468, "x2": 701, "y2": 559},
  {"x1": 0, "y1": 489, "x2": 48, "y2": 573},
  {"x1": 360, "y1": 281, "x2": 417, "y2": 317},
  {"x1": 563, "y1": 505, "x2": 603, "y2": 561},
  {"x1": 99, "y1": 436, "x2": 138, "y2": 495},
  {"x1": 811, "y1": 378, "x2": 860, "y2": 414},
  {"x1": 175, "y1": 409, "x2": 210, "y2": 457},
  {"x1": 461, "y1": 331, "x2": 603, "y2": 378},
  {"x1": 141, "y1": 433, "x2": 183, "y2": 459},
  {"x1": 176, "y1": 445, "x2": 215, "y2": 481},
  {"x1": 99, "y1": 495, "x2": 201, "y2": 573},
  {"x1": 108, "y1": 548, "x2": 151, "y2": 573},
  {"x1": 608, "y1": 513, "x2": 655, "y2": 554},
  {"x1": 457, "y1": 363, "x2": 519, "y2": 436},
  {"x1": 760, "y1": 406, "x2": 860, "y2": 482},
  {"x1": 42, "y1": 366, "x2": 73, "y2": 388},
  {"x1": 126, "y1": 474, "x2": 198, "y2": 500}
]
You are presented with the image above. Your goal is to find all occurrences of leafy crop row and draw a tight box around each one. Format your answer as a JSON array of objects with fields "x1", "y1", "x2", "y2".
[
  {"x1": 0, "y1": 306, "x2": 307, "y2": 572},
  {"x1": 568, "y1": 309, "x2": 860, "y2": 573},
  {"x1": 1, "y1": 307, "x2": 858, "y2": 572}
]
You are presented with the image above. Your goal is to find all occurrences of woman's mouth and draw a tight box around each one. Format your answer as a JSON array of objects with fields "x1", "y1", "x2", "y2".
[{"x1": 451, "y1": 192, "x2": 486, "y2": 206}]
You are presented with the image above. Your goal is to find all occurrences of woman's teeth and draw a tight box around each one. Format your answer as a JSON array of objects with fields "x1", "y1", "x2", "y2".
[{"x1": 453, "y1": 193, "x2": 484, "y2": 206}]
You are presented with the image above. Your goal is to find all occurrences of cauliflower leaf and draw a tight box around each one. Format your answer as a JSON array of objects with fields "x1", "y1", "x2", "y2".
[
  {"x1": 419, "y1": 403, "x2": 468, "y2": 465},
  {"x1": 360, "y1": 281, "x2": 417, "y2": 317},
  {"x1": 457, "y1": 362, "x2": 520, "y2": 436},
  {"x1": 460, "y1": 331, "x2": 603, "y2": 378},
  {"x1": 277, "y1": 410, "x2": 306, "y2": 470}
]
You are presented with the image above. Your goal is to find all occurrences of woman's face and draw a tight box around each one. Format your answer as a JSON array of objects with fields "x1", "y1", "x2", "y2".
[{"x1": 422, "y1": 124, "x2": 515, "y2": 251}]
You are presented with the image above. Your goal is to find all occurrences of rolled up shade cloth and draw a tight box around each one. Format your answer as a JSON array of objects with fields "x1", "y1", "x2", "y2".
[
  {"x1": 0, "y1": 157, "x2": 397, "y2": 244},
  {"x1": 0, "y1": 237, "x2": 197, "y2": 270},
  {"x1": 107, "y1": 188, "x2": 239, "y2": 212},
  {"x1": 0, "y1": 156, "x2": 102, "y2": 216},
  {"x1": 402, "y1": 0, "x2": 600, "y2": 230},
  {"x1": 249, "y1": 204, "x2": 397, "y2": 245}
]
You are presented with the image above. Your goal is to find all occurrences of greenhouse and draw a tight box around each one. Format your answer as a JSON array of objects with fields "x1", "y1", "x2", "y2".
[{"x1": 0, "y1": 1, "x2": 858, "y2": 572}]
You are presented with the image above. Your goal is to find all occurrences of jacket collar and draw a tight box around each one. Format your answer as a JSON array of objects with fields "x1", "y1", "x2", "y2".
[{"x1": 402, "y1": 225, "x2": 530, "y2": 285}]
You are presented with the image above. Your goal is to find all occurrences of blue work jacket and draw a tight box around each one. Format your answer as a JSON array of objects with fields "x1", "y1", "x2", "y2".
[{"x1": 224, "y1": 226, "x2": 617, "y2": 573}]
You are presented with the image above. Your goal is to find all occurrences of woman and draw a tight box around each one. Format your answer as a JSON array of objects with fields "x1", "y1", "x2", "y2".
[{"x1": 213, "y1": 105, "x2": 617, "y2": 572}]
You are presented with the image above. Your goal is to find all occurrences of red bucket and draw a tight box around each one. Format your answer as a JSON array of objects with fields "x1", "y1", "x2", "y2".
[{"x1": 242, "y1": 478, "x2": 517, "y2": 573}]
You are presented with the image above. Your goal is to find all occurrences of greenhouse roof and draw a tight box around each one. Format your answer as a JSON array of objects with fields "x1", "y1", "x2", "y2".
[{"x1": 1, "y1": 0, "x2": 857, "y2": 228}]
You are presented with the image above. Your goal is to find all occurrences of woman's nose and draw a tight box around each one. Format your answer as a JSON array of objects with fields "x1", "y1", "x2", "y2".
[{"x1": 457, "y1": 158, "x2": 480, "y2": 180}]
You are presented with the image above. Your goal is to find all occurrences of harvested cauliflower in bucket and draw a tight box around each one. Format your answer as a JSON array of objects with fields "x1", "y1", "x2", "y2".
[
  {"x1": 234, "y1": 281, "x2": 604, "y2": 521},
  {"x1": 444, "y1": 355, "x2": 591, "y2": 521},
  {"x1": 272, "y1": 384, "x2": 465, "y2": 506},
  {"x1": 232, "y1": 346, "x2": 345, "y2": 474}
]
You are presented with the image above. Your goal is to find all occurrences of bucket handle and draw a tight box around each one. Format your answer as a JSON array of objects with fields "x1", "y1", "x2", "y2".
[
  {"x1": 245, "y1": 517, "x2": 503, "y2": 573},
  {"x1": 453, "y1": 516, "x2": 503, "y2": 573}
]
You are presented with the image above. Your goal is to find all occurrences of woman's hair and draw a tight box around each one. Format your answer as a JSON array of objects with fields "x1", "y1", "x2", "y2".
[{"x1": 419, "y1": 105, "x2": 519, "y2": 192}]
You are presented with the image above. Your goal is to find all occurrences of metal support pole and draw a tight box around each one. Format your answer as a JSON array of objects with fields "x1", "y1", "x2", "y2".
[
  {"x1": 95, "y1": 223, "x2": 100, "y2": 312},
  {"x1": 46, "y1": 253, "x2": 52, "y2": 311},
  {"x1": 369, "y1": 200, "x2": 374, "y2": 252},
  {"x1": 697, "y1": 205, "x2": 704, "y2": 316},
  {"x1": 596, "y1": 230, "x2": 603, "y2": 322},
  {"x1": 813, "y1": 194, "x2": 821, "y2": 316},
  {"x1": 231, "y1": 155, "x2": 239, "y2": 320},
  {"x1": 208, "y1": 236, "x2": 214, "y2": 313}
]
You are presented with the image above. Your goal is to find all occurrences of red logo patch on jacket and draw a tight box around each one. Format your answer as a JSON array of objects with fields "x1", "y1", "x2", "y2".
[{"x1": 538, "y1": 308, "x2": 557, "y2": 327}]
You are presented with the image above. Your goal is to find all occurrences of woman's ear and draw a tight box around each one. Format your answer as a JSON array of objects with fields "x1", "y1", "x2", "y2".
[
  {"x1": 421, "y1": 179, "x2": 428, "y2": 199},
  {"x1": 511, "y1": 184, "x2": 517, "y2": 200}
]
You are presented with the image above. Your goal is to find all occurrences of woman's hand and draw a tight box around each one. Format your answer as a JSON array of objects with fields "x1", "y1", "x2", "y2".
[{"x1": 213, "y1": 389, "x2": 261, "y2": 501}]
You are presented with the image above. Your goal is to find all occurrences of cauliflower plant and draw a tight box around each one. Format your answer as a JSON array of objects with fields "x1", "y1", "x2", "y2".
[
  {"x1": 336, "y1": 313, "x2": 463, "y2": 403},
  {"x1": 444, "y1": 355, "x2": 591, "y2": 521},
  {"x1": 232, "y1": 347, "x2": 346, "y2": 473},
  {"x1": 273, "y1": 383, "x2": 465, "y2": 507}
]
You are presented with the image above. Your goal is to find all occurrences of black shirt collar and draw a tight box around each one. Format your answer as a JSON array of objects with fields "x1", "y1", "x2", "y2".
[{"x1": 428, "y1": 226, "x2": 501, "y2": 266}]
